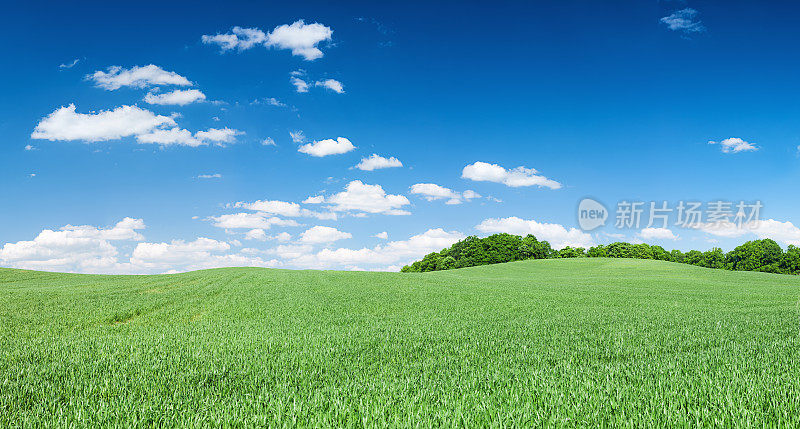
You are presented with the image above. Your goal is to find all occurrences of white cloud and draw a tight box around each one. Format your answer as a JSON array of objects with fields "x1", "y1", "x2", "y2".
[
  {"x1": 410, "y1": 183, "x2": 480, "y2": 205},
  {"x1": 133, "y1": 127, "x2": 243, "y2": 147},
  {"x1": 203, "y1": 21, "x2": 332, "y2": 61},
  {"x1": 298, "y1": 137, "x2": 355, "y2": 157},
  {"x1": 373, "y1": 231, "x2": 388, "y2": 240},
  {"x1": 59, "y1": 59, "x2": 80, "y2": 69},
  {"x1": 233, "y1": 199, "x2": 337, "y2": 220},
  {"x1": 144, "y1": 89, "x2": 206, "y2": 106},
  {"x1": 244, "y1": 228, "x2": 267, "y2": 241},
  {"x1": 696, "y1": 219, "x2": 800, "y2": 246},
  {"x1": 235, "y1": 199, "x2": 303, "y2": 217},
  {"x1": 290, "y1": 76, "x2": 309, "y2": 93},
  {"x1": 136, "y1": 127, "x2": 202, "y2": 147},
  {"x1": 209, "y1": 213, "x2": 299, "y2": 229},
  {"x1": 265, "y1": 20, "x2": 333, "y2": 60},
  {"x1": 322, "y1": 180, "x2": 410, "y2": 215},
  {"x1": 87, "y1": 65, "x2": 192, "y2": 90},
  {"x1": 262, "y1": 137, "x2": 276, "y2": 146},
  {"x1": 303, "y1": 195, "x2": 325, "y2": 204},
  {"x1": 131, "y1": 237, "x2": 280, "y2": 273},
  {"x1": 315, "y1": 79, "x2": 344, "y2": 93},
  {"x1": 24, "y1": 145, "x2": 35, "y2": 151},
  {"x1": 197, "y1": 173, "x2": 222, "y2": 179},
  {"x1": 0, "y1": 218, "x2": 144, "y2": 273},
  {"x1": 638, "y1": 227, "x2": 678, "y2": 240},
  {"x1": 660, "y1": 8, "x2": 705, "y2": 34},
  {"x1": 194, "y1": 127, "x2": 243, "y2": 144},
  {"x1": 355, "y1": 154, "x2": 403, "y2": 171},
  {"x1": 286, "y1": 228, "x2": 465, "y2": 270},
  {"x1": 475, "y1": 217, "x2": 594, "y2": 249},
  {"x1": 290, "y1": 130, "x2": 306, "y2": 143},
  {"x1": 31, "y1": 104, "x2": 176, "y2": 142},
  {"x1": 299, "y1": 226, "x2": 352, "y2": 244},
  {"x1": 201, "y1": 26, "x2": 267, "y2": 51},
  {"x1": 462, "y1": 161, "x2": 562, "y2": 189},
  {"x1": 709, "y1": 137, "x2": 758, "y2": 153}
]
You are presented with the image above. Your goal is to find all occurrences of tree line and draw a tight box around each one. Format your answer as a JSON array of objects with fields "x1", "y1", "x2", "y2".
[{"x1": 400, "y1": 233, "x2": 800, "y2": 275}]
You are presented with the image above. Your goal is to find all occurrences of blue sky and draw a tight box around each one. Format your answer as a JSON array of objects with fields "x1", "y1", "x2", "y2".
[{"x1": 2, "y1": 0, "x2": 800, "y2": 273}]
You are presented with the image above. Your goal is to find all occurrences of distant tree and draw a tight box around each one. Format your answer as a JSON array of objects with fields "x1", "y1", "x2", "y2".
[
  {"x1": 605, "y1": 242, "x2": 633, "y2": 259},
  {"x1": 586, "y1": 245, "x2": 607, "y2": 258},
  {"x1": 556, "y1": 247, "x2": 586, "y2": 258},
  {"x1": 699, "y1": 248, "x2": 725, "y2": 269},
  {"x1": 649, "y1": 245, "x2": 672, "y2": 261},
  {"x1": 684, "y1": 250, "x2": 703, "y2": 266},
  {"x1": 777, "y1": 245, "x2": 800, "y2": 275},
  {"x1": 725, "y1": 239, "x2": 783, "y2": 272},
  {"x1": 670, "y1": 249, "x2": 685, "y2": 263},
  {"x1": 630, "y1": 243, "x2": 654, "y2": 260}
]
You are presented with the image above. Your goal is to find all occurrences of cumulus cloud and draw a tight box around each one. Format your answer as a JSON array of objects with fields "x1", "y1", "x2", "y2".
[
  {"x1": 638, "y1": 227, "x2": 678, "y2": 240},
  {"x1": 475, "y1": 217, "x2": 594, "y2": 249},
  {"x1": 462, "y1": 161, "x2": 562, "y2": 189},
  {"x1": 194, "y1": 127, "x2": 243, "y2": 144},
  {"x1": 31, "y1": 104, "x2": 176, "y2": 142},
  {"x1": 135, "y1": 127, "x2": 243, "y2": 147},
  {"x1": 202, "y1": 20, "x2": 332, "y2": 60},
  {"x1": 131, "y1": 237, "x2": 280, "y2": 273},
  {"x1": 354, "y1": 154, "x2": 403, "y2": 171},
  {"x1": 265, "y1": 20, "x2": 332, "y2": 60},
  {"x1": 373, "y1": 231, "x2": 388, "y2": 239},
  {"x1": 708, "y1": 137, "x2": 758, "y2": 153},
  {"x1": 0, "y1": 218, "x2": 144, "y2": 273},
  {"x1": 410, "y1": 183, "x2": 480, "y2": 205},
  {"x1": 209, "y1": 213, "x2": 299, "y2": 230},
  {"x1": 201, "y1": 26, "x2": 267, "y2": 51},
  {"x1": 298, "y1": 137, "x2": 355, "y2": 157},
  {"x1": 695, "y1": 219, "x2": 800, "y2": 246},
  {"x1": 318, "y1": 180, "x2": 411, "y2": 215},
  {"x1": 314, "y1": 79, "x2": 344, "y2": 93},
  {"x1": 87, "y1": 65, "x2": 192, "y2": 90},
  {"x1": 232, "y1": 198, "x2": 337, "y2": 220},
  {"x1": 144, "y1": 89, "x2": 206, "y2": 105},
  {"x1": 660, "y1": 8, "x2": 706, "y2": 34},
  {"x1": 285, "y1": 228, "x2": 465, "y2": 270},
  {"x1": 299, "y1": 226, "x2": 352, "y2": 244}
]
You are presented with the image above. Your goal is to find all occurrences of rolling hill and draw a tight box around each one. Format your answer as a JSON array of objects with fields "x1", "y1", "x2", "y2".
[{"x1": 1, "y1": 258, "x2": 799, "y2": 426}]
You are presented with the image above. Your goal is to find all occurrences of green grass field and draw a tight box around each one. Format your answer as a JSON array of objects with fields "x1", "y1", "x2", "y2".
[{"x1": 1, "y1": 258, "x2": 799, "y2": 426}]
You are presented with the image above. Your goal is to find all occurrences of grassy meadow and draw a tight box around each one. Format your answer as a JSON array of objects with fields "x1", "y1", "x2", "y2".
[{"x1": 1, "y1": 258, "x2": 799, "y2": 426}]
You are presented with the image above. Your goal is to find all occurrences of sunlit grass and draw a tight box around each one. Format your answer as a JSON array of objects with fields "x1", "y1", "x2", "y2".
[{"x1": 1, "y1": 258, "x2": 799, "y2": 426}]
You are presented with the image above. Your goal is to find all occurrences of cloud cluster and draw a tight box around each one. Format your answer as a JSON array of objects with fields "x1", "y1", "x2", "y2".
[
  {"x1": 709, "y1": 137, "x2": 758, "y2": 154},
  {"x1": 410, "y1": 183, "x2": 480, "y2": 205},
  {"x1": 202, "y1": 21, "x2": 332, "y2": 61},
  {"x1": 695, "y1": 219, "x2": 800, "y2": 246},
  {"x1": 298, "y1": 137, "x2": 356, "y2": 157},
  {"x1": 638, "y1": 227, "x2": 678, "y2": 240},
  {"x1": 0, "y1": 218, "x2": 144, "y2": 273},
  {"x1": 475, "y1": 217, "x2": 594, "y2": 249},
  {"x1": 284, "y1": 228, "x2": 465, "y2": 270},
  {"x1": 87, "y1": 65, "x2": 192, "y2": 90},
  {"x1": 308, "y1": 180, "x2": 411, "y2": 216},
  {"x1": 144, "y1": 89, "x2": 206, "y2": 106},
  {"x1": 299, "y1": 226, "x2": 352, "y2": 244},
  {"x1": 462, "y1": 161, "x2": 562, "y2": 189},
  {"x1": 354, "y1": 154, "x2": 403, "y2": 171}
]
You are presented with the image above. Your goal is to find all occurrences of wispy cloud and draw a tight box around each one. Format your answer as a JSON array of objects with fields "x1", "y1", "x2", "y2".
[{"x1": 660, "y1": 8, "x2": 706, "y2": 34}]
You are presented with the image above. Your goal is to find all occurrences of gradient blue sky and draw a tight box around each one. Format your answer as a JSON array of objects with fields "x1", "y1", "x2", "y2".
[{"x1": 2, "y1": 0, "x2": 799, "y2": 273}]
